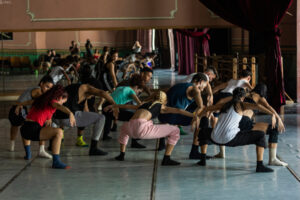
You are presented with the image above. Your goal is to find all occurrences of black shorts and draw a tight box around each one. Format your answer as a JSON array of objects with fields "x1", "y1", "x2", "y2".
[
  {"x1": 8, "y1": 106, "x2": 27, "y2": 126},
  {"x1": 20, "y1": 121, "x2": 41, "y2": 141}
]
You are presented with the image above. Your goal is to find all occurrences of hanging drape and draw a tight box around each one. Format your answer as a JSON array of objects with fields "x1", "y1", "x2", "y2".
[
  {"x1": 198, "y1": 0, "x2": 293, "y2": 110},
  {"x1": 136, "y1": 29, "x2": 152, "y2": 53},
  {"x1": 175, "y1": 29, "x2": 211, "y2": 75}
]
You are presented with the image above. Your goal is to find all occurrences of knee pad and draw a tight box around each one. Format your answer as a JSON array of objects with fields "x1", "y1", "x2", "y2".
[{"x1": 267, "y1": 125, "x2": 278, "y2": 143}]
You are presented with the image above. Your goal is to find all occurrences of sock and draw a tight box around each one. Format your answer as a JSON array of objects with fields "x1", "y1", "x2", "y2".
[
  {"x1": 89, "y1": 140, "x2": 108, "y2": 156},
  {"x1": 214, "y1": 146, "x2": 226, "y2": 158},
  {"x1": 197, "y1": 153, "x2": 206, "y2": 166},
  {"x1": 38, "y1": 145, "x2": 52, "y2": 159},
  {"x1": 189, "y1": 145, "x2": 201, "y2": 159},
  {"x1": 115, "y1": 152, "x2": 125, "y2": 161},
  {"x1": 131, "y1": 139, "x2": 146, "y2": 148},
  {"x1": 10, "y1": 140, "x2": 15, "y2": 152},
  {"x1": 161, "y1": 155, "x2": 181, "y2": 166},
  {"x1": 157, "y1": 138, "x2": 166, "y2": 151},
  {"x1": 256, "y1": 161, "x2": 274, "y2": 172},
  {"x1": 52, "y1": 154, "x2": 70, "y2": 169},
  {"x1": 24, "y1": 145, "x2": 31, "y2": 160},
  {"x1": 269, "y1": 148, "x2": 288, "y2": 166}
]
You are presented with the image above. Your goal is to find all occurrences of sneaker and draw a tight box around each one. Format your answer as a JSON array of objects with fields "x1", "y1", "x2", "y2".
[
  {"x1": 178, "y1": 126, "x2": 188, "y2": 135},
  {"x1": 76, "y1": 136, "x2": 89, "y2": 147}
]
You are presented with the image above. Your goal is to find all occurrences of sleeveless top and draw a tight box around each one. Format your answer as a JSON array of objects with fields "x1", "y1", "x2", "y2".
[
  {"x1": 139, "y1": 102, "x2": 162, "y2": 119},
  {"x1": 103, "y1": 62, "x2": 116, "y2": 87},
  {"x1": 167, "y1": 83, "x2": 194, "y2": 109},
  {"x1": 63, "y1": 84, "x2": 84, "y2": 113},
  {"x1": 211, "y1": 106, "x2": 243, "y2": 144},
  {"x1": 221, "y1": 79, "x2": 248, "y2": 94},
  {"x1": 54, "y1": 84, "x2": 84, "y2": 119}
]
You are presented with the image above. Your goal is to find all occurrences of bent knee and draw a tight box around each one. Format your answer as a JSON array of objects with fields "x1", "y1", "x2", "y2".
[{"x1": 56, "y1": 128, "x2": 64, "y2": 138}]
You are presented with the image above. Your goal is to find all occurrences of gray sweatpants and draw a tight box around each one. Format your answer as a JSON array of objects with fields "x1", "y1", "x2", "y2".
[{"x1": 53, "y1": 111, "x2": 105, "y2": 141}]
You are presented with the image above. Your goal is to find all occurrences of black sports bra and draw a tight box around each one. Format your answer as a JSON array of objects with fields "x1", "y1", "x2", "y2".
[{"x1": 139, "y1": 102, "x2": 162, "y2": 119}]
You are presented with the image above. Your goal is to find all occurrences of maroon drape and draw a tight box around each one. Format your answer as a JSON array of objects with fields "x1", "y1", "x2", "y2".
[
  {"x1": 176, "y1": 29, "x2": 210, "y2": 75},
  {"x1": 198, "y1": 0, "x2": 293, "y2": 110}
]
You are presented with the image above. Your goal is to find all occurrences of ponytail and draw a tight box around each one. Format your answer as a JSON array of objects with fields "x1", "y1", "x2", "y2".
[{"x1": 220, "y1": 87, "x2": 246, "y2": 113}]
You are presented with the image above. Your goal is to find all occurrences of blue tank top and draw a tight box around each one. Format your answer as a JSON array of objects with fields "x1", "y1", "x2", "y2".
[{"x1": 167, "y1": 83, "x2": 194, "y2": 109}]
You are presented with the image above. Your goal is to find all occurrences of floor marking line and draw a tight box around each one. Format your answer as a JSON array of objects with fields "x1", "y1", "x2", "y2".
[
  {"x1": 150, "y1": 139, "x2": 159, "y2": 200},
  {"x1": 0, "y1": 156, "x2": 37, "y2": 193},
  {"x1": 277, "y1": 155, "x2": 300, "y2": 182}
]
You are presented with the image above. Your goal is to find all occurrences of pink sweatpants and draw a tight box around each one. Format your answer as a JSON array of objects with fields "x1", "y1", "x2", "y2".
[{"x1": 119, "y1": 119, "x2": 180, "y2": 146}]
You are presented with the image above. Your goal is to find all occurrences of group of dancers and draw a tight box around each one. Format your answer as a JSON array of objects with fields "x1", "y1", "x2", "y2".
[{"x1": 8, "y1": 46, "x2": 287, "y2": 172}]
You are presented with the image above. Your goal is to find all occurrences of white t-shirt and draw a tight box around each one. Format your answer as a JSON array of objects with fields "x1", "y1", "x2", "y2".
[
  {"x1": 49, "y1": 66, "x2": 71, "y2": 84},
  {"x1": 211, "y1": 106, "x2": 242, "y2": 144},
  {"x1": 182, "y1": 73, "x2": 209, "y2": 83},
  {"x1": 222, "y1": 79, "x2": 248, "y2": 94}
]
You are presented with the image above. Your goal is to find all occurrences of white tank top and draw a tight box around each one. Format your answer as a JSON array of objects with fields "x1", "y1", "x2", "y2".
[
  {"x1": 211, "y1": 106, "x2": 242, "y2": 144},
  {"x1": 222, "y1": 79, "x2": 247, "y2": 94}
]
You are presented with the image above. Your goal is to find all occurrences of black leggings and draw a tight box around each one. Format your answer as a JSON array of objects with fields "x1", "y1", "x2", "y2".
[
  {"x1": 103, "y1": 105, "x2": 134, "y2": 137},
  {"x1": 198, "y1": 117, "x2": 267, "y2": 148},
  {"x1": 198, "y1": 127, "x2": 267, "y2": 148}
]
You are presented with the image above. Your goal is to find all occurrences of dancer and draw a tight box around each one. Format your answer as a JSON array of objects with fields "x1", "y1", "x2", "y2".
[
  {"x1": 102, "y1": 74, "x2": 144, "y2": 140},
  {"x1": 20, "y1": 85, "x2": 75, "y2": 169},
  {"x1": 210, "y1": 69, "x2": 253, "y2": 158},
  {"x1": 101, "y1": 50, "x2": 119, "y2": 92},
  {"x1": 115, "y1": 91, "x2": 197, "y2": 165},
  {"x1": 52, "y1": 83, "x2": 119, "y2": 155},
  {"x1": 8, "y1": 75, "x2": 54, "y2": 159},
  {"x1": 158, "y1": 73, "x2": 208, "y2": 153},
  {"x1": 213, "y1": 84, "x2": 287, "y2": 166},
  {"x1": 117, "y1": 67, "x2": 153, "y2": 147},
  {"x1": 197, "y1": 87, "x2": 281, "y2": 172}
]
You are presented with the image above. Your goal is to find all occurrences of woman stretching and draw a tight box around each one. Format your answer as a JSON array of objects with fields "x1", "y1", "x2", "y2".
[
  {"x1": 212, "y1": 84, "x2": 287, "y2": 166},
  {"x1": 197, "y1": 87, "x2": 279, "y2": 172},
  {"x1": 8, "y1": 75, "x2": 54, "y2": 159},
  {"x1": 20, "y1": 85, "x2": 76, "y2": 169},
  {"x1": 102, "y1": 74, "x2": 144, "y2": 140},
  {"x1": 115, "y1": 91, "x2": 197, "y2": 165}
]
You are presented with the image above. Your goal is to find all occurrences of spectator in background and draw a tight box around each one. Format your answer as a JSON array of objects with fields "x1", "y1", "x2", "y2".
[{"x1": 85, "y1": 39, "x2": 93, "y2": 58}]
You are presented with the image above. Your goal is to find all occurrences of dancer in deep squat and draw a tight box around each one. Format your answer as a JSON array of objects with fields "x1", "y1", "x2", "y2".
[
  {"x1": 212, "y1": 84, "x2": 287, "y2": 166},
  {"x1": 52, "y1": 83, "x2": 119, "y2": 155},
  {"x1": 197, "y1": 87, "x2": 282, "y2": 172},
  {"x1": 211, "y1": 69, "x2": 253, "y2": 158},
  {"x1": 102, "y1": 74, "x2": 144, "y2": 141},
  {"x1": 20, "y1": 85, "x2": 76, "y2": 169},
  {"x1": 8, "y1": 75, "x2": 54, "y2": 159},
  {"x1": 114, "y1": 91, "x2": 198, "y2": 165},
  {"x1": 158, "y1": 73, "x2": 208, "y2": 157}
]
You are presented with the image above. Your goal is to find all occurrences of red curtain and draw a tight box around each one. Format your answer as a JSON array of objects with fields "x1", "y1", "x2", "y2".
[
  {"x1": 198, "y1": 0, "x2": 293, "y2": 110},
  {"x1": 176, "y1": 29, "x2": 211, "y2": 75}
]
